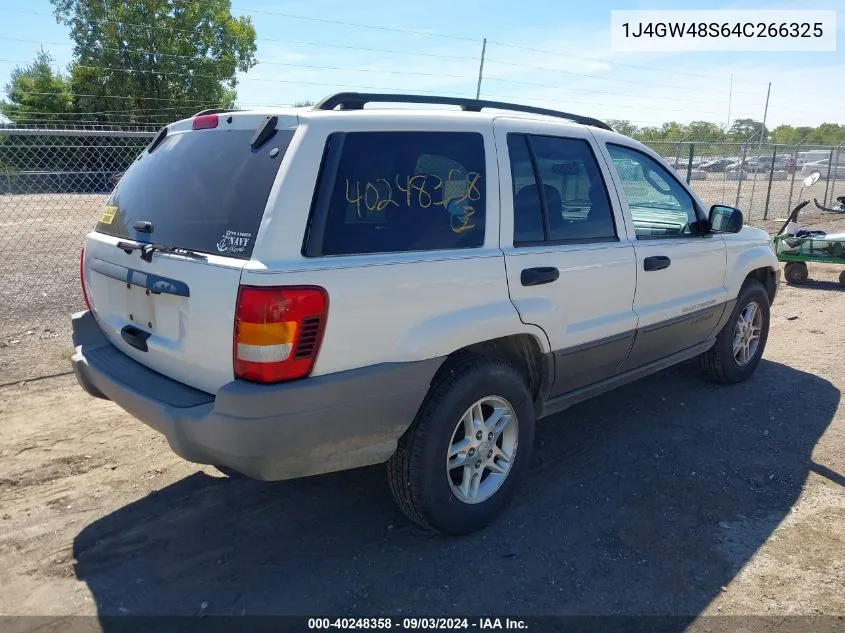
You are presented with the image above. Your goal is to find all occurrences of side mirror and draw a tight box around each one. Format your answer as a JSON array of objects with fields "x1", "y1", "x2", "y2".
[{"x1": 709, "y1": 205, "x2": 743, "y2": 233}]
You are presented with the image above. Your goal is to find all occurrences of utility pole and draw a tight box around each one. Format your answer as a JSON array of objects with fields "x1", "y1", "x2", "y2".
[
  {"x1": 726, "y1": 74, "x2": 733, "y2": 131},
  {"x1": 747, "y1": 82, "x2": 771, "y2": 219},
  {"x1": 475, "y1": 38, "x2": 487, "y2": 100}
]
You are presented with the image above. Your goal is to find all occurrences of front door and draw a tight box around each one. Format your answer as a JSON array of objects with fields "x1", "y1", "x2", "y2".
[
  {"x1": 494, "y1": 119, "x2": 638, "y2": 397},
  {"x1": 600, "y1": 143, "x2": 728, "y2": 371}
]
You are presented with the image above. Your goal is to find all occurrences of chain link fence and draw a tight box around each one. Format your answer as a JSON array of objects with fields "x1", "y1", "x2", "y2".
[
  {"x1": 1, "y1": 128, "x2": 844, "y2": 346},
  {"x1": 646, "y1": 140, "x2": 845, "y2": 223},
  {"x1": 0, "y1": 128, "x2": 154, "y2": 345}
]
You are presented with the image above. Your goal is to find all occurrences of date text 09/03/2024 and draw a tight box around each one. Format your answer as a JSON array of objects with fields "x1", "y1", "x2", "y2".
[{"x1": 307, "y1": 617, "x2": 528, "y2": 630}]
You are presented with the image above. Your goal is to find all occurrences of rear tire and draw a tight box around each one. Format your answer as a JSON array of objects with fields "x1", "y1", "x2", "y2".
[
  {"x1": 387, "y1": 356, "x2": 535, "y2": 536},
  {"x1": 784, "y1": 261, "x2": 808, "y2": 285},
  {"x1": 699, "y1": 281, "x2": 770, "y2": 385},
  {"x1": 839, "y1": 270, "x2": 845, "y2": 287}
]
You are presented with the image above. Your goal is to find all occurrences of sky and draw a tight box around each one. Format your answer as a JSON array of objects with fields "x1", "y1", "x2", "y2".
[{"x1": 0, "y1": 0, "x2": 842, "y2": 129}]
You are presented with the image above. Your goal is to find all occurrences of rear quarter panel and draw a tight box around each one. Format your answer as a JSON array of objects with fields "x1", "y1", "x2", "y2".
[{"x1": 244, "y1": 112, "x2": 550, "y2": 376}]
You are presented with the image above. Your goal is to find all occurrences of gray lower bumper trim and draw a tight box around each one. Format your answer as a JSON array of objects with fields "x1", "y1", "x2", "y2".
[{"x1": 71, "y1": 310, "x2": 443, "y2": 481}]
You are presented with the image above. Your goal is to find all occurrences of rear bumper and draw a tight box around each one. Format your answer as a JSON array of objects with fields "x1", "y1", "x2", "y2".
[{"x1": 71, "y1": 310, "x2": 442, "y2": 481}]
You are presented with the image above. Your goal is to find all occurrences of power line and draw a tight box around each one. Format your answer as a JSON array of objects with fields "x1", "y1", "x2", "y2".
[
  {"x1": 261, "y1": 37, "x2": 480, "y2": 63},
  {"x1": 0, "y1": 55, "x2": 767, "y2": 113},
  {"x1": 0, "y1": 36, "x2": 479, "y2": 78},
  {"x1": 230, "y1": 5, "x2": 478, "y2": 41},
  {"x1": 0, "y1": 36, "x2": 767, "y2": 107},
  {"x1": 483, "y1": 58, "x2": 763, "y2": 97},
  {"x1": 0, "y1": 5, "x2": 769, "y2": 89},
  {"x1": 1, "y1": 90, "x2": 229, "y2": 104},
  {"x1": 0, "y1": 58, "x2": 478, "y2": 97},
  {"x1": 480, "y1": 91, "x2": 722, "y2": 115},
  {"x1": 485, "y1": 40, "x2": 769, "y2": 85},
  {"x1": 481, "y1": 75, "x2": 734, "y2": 105}
]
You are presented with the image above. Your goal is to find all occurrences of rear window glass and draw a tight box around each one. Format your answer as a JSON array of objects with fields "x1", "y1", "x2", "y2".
[
  {"x1": 309, "y1": 131, "x2": 486, "y2": 256},
  {"x1": 95, "y1": 127, "x2": 294, "y2": 259}
]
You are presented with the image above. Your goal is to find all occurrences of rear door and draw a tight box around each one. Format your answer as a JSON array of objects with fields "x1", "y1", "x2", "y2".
[
  {"x1": 494, "y1": 118, "x2": 638, "y2": 397},
  {"x1": 82, "y1": 113, "x2": 297, "y2": 394},
  {"x1": 600, "y1": 142, "x2": 728, "y2": 371}
]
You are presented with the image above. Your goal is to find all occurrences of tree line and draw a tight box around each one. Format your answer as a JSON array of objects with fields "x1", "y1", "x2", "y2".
[{"x1": 607, "y1": 119, "x2": 845, "y2": 146}]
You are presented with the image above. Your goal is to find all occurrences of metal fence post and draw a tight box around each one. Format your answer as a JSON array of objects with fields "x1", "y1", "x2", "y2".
[
  {"x1": 786, "y1": 145, "x2": 799, "y2": 213},
  {"x1": 735, "y1": 144, "x2": 748, "y2": 208},
  {"x1": 763, "y1": 146, "x2": 777, "y2": 219},
  {"x1": 828, "y1": 141, "x2": 844, "y2": 207},
  {"x1": 823, "y1": 148, "x2": 835, "y2": 207},
  {"x1": 686, "y1": 144, "x2": 694, "y2": 184}
]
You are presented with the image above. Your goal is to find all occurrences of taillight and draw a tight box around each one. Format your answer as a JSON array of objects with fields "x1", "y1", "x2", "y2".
[
  {"x1": 192, "y1": 114, "x2": 218, "y2": 130},
  {"x1": 234, "y1": 286, "x2": 328, "y2": 383},
  {"x1": 80, "y1": 247, "x2": 91, "y2": 310}
]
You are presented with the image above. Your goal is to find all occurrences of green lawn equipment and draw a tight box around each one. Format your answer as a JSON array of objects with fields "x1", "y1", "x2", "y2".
[{"x1": 773, "y1": 171, "x2": 845, "y2": 287}]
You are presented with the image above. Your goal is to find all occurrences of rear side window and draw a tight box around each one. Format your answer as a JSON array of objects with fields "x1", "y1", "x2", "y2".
[
  {"x1": 508, "y1": 135, "x2": 545, "y2": 244},
  {"x1": 305, "y1": 132, "x2": 486, "y2": 256},
  {"x1": 95, "y1": 127, "x2": 294, "y2": 259},
  {"x1": 508, "y1": 133, "x2": 616, "y2": 245}
]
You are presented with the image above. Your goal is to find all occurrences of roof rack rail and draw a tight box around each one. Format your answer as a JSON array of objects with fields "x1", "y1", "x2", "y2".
[
  {"x1": 192, "y1": 108, "x2": 240, "y2": 117},
  {"x1": 313, "y1": 92, "x2": 612, "y2": 131}
]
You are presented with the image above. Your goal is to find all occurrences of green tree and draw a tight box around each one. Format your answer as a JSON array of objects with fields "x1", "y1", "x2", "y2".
[
  {"x1": 807, "y1": 123, "x2": 845, "y2": 145},
  {"x1": 0, "y1": 48, "x2": 74, "y2": 123},
  {"x1": 727, "y1": 118, "x2": 767, "y2": 142},
  {"x1": 771, "y1": 124, "x2": 798, "y2": 144},
  {"x1": 635, "y1": 126, "x2": 664, "y2": 142},
  {"x1": 658, "y1": 121, "x2": 687, "y2": 141},
  {"x1": 607, "y1": 119, "x2": 639, "y2": 137},
  {"x1": 686, "y1": 121, "x2": 725, "y2": 142},
  {"x1": 51, "y1": 0, "x2": 258, "y2": 123}
]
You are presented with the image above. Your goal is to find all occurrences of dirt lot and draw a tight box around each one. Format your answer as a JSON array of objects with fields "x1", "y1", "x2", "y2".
[{"x1": 0, "y1": 267, "x2": 843, "y2": 623}]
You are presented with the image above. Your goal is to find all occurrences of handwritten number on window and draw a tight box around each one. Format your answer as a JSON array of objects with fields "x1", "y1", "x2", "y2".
[
  {"x1": 345, "y1": 180, "x2": 363, "y2": 218},
  {"x1": 346, "y1": 173, "x2": 482, "y2": 213}
]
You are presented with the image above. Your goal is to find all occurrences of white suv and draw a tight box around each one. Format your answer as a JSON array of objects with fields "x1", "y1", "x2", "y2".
[{"x1": 72, "y1": 93, "x2": 779, "y2": 535}]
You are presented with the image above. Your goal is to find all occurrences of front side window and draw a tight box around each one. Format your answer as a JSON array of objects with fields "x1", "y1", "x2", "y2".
[
  {"x1": 310, "y1": 132, "x2": 486, "y2": 256},
  {"x1": 607, "y1": 144, "x2": 700, "y2": 238}
]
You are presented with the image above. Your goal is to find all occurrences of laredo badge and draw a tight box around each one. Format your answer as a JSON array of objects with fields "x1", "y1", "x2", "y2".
[{"x1": 100, "y1": 204, "x2": 118, "y2": 225}]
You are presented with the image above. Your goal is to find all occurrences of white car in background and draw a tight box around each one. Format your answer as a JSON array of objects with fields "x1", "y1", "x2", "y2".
[{"x1": 801, "y1": 159, "x2": 845, "y2": 180}]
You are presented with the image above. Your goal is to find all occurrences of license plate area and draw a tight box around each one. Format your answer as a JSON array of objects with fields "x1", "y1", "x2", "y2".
[
  {"x1": 126, "y1": 285, "x2": 155, "y2": 330},
  {"x1": 89, "y1": 257, "x2": 186, "y2": 342}
]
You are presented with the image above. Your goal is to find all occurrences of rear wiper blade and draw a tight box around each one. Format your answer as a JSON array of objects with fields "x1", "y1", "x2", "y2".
[{"x1": 116, "y1": 240, "x2": 208, "y2": 262}]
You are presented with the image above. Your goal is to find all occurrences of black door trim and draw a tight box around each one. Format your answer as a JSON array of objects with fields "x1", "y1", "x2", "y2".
[
  {"x1": 549, "y1": 329, "x2": 635, "y2": 397},
  {"x1": 541, "y1": 300, "x2": 734, "y2": 402},
  {"x1": 539, "y1": 337, "x2": 716, "y2": 420}
]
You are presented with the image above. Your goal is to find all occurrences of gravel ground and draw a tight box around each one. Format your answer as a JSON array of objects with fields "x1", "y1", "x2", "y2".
[{"x1": 0, "y1": 267, "x2": 842, "y2": 626}]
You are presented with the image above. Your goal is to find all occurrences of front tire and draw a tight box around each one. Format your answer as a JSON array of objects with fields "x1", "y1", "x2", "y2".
[
  {"x1": 699, "y1": 281, "x2": 770, "y2": 384},
  {"x1": 387, "y1": 356, "x2": 535, "y2": 535}
]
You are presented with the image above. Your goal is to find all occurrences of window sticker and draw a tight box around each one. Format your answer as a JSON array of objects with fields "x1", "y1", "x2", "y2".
[
  {"x1": 216, "y1": 230, "x2": 252, "y2": 254},
  {"x1": 100, "y1": 205, "x2": 118, "y2": 225}
]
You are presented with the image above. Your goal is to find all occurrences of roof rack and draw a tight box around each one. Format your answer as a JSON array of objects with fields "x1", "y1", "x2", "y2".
[
  {"x1": 313, "y1": 92, "x2": 612, "y2": 131},
  {"x1": 192, "y1": 108, "x2": 240, "y2": 117}
]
